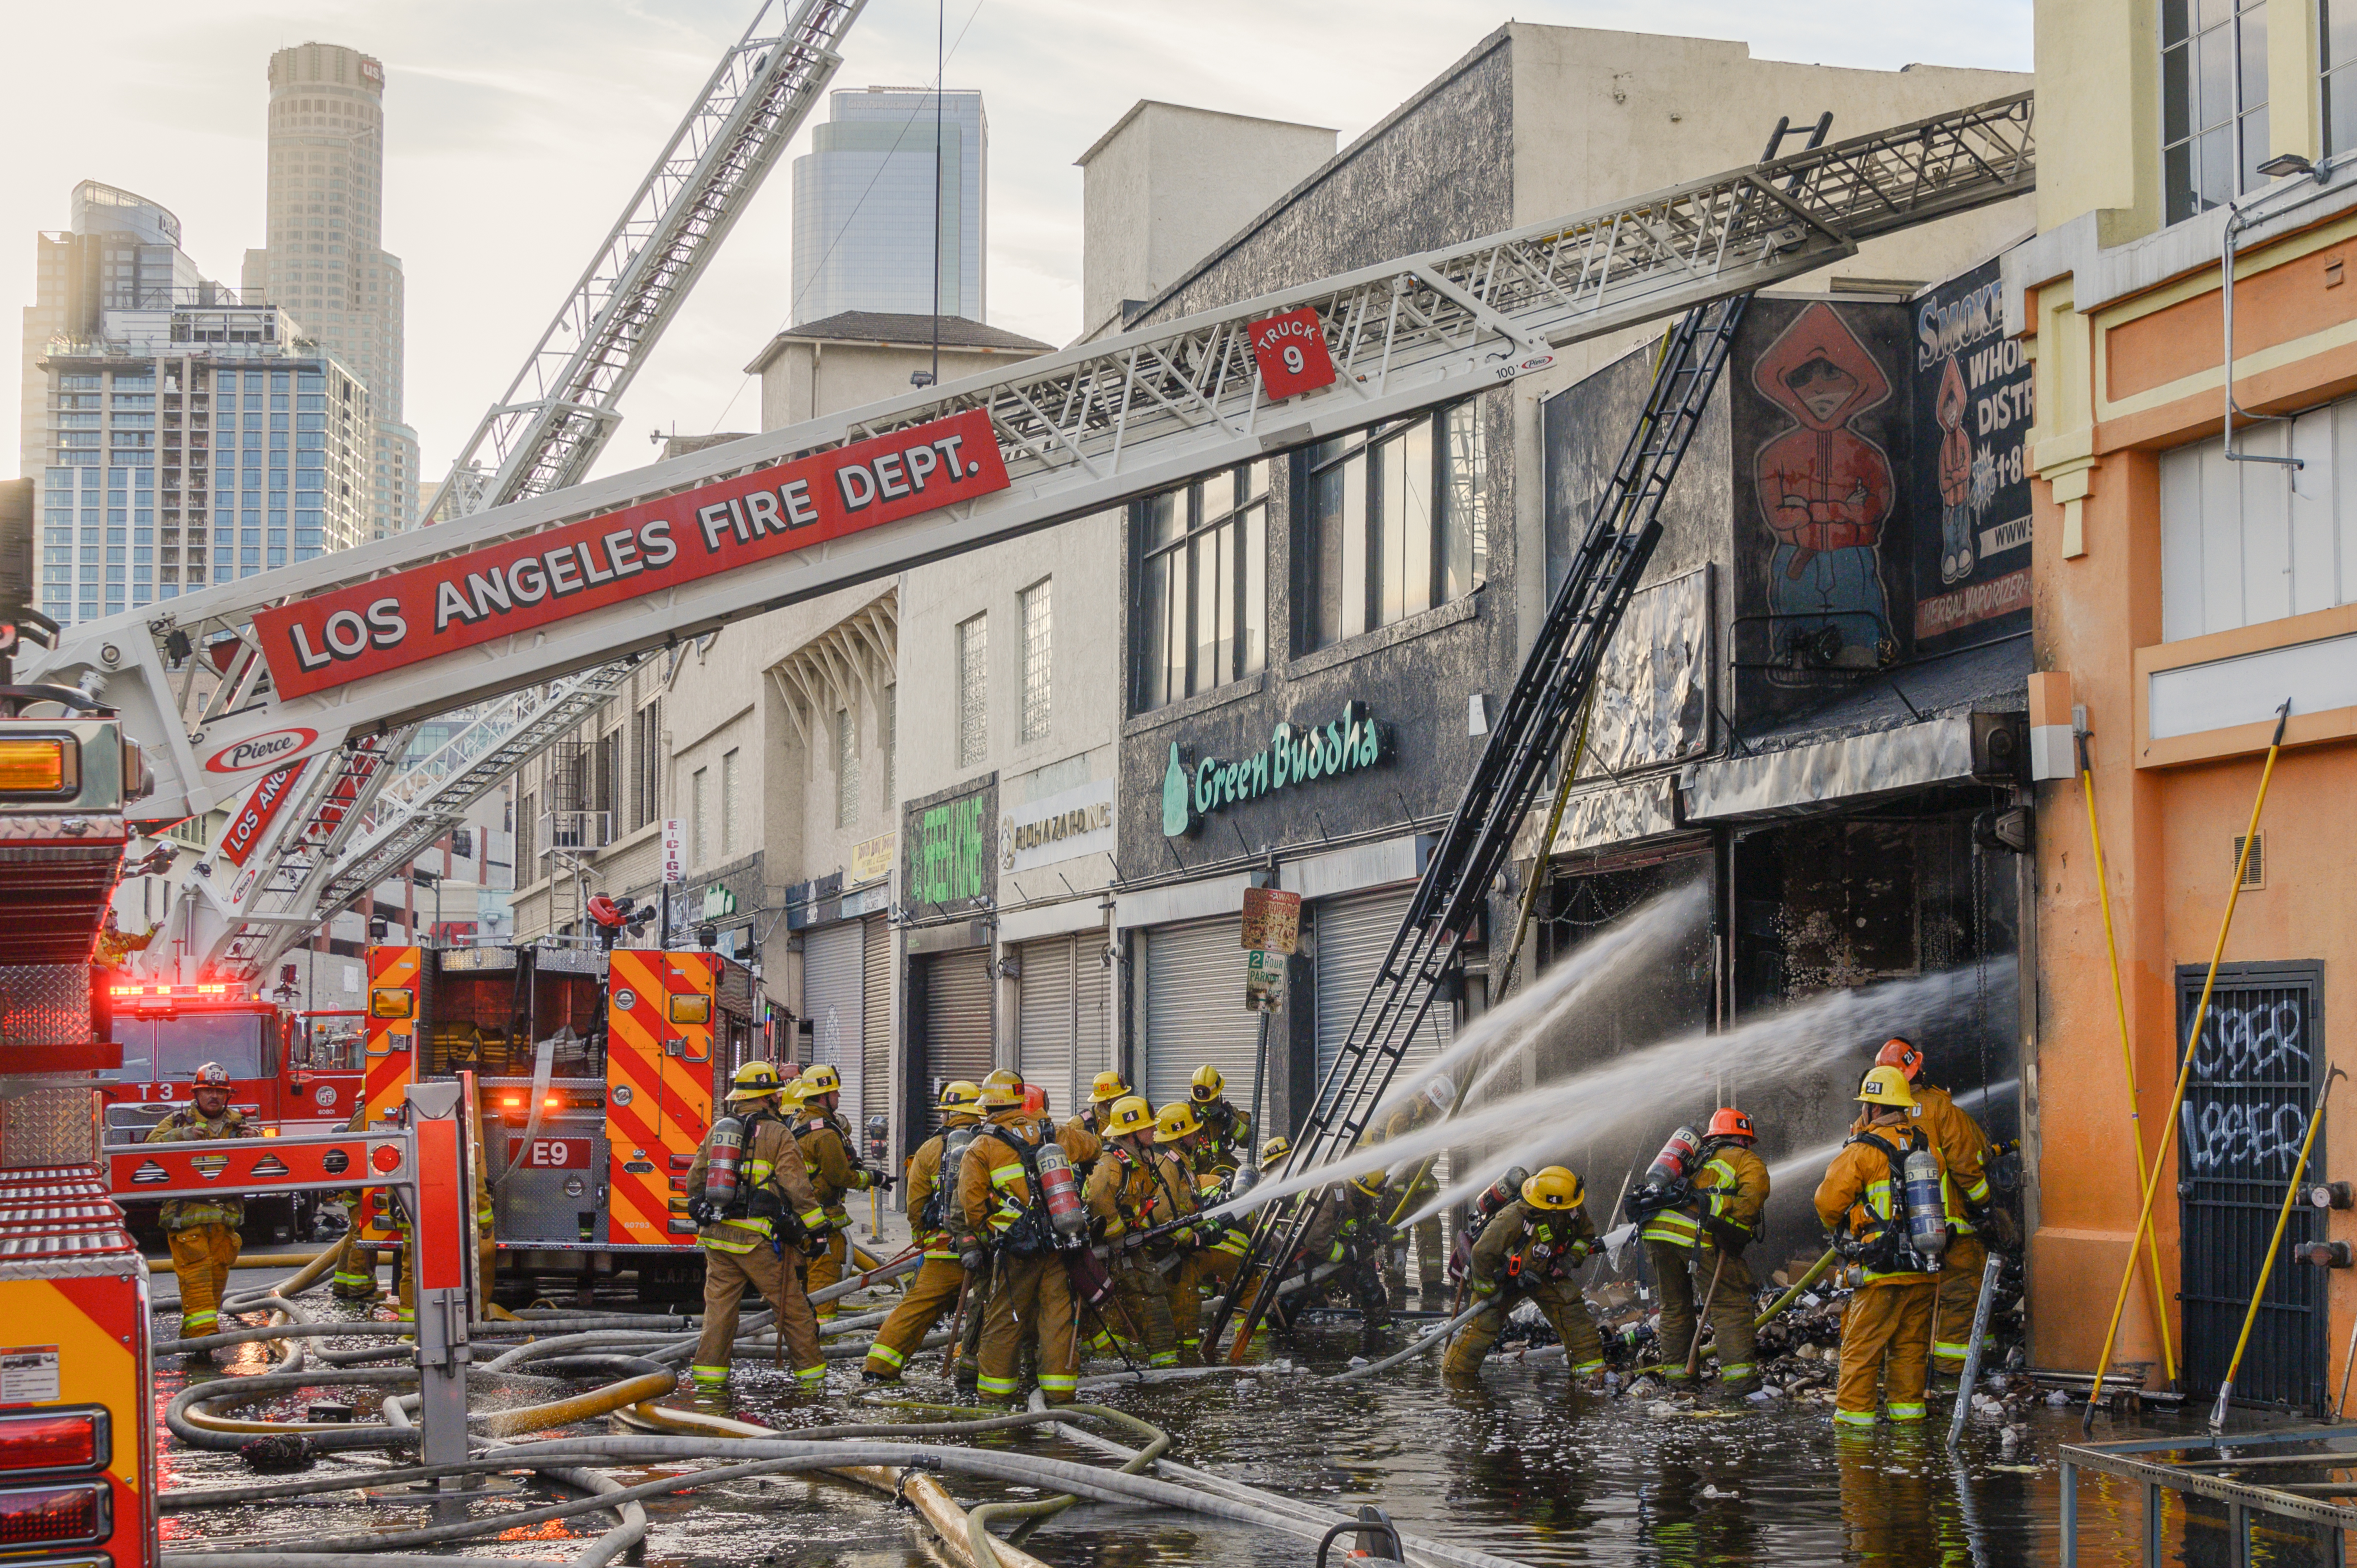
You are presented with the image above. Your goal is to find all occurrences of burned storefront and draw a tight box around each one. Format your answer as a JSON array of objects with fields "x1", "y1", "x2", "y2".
[{"x1": 1525, "y1": 260, "x2": 2034, "y2": 1232}]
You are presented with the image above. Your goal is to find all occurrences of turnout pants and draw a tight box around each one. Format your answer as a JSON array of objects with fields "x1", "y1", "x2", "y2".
[
  {"x1": 169, "y1": 1223, "x2": 241, "y2": 1338},
  {"x1": 807, "y1": 1226, "x2": 849, "y2": 1318},
  {"x1": 1171, "y1": 1249, "x2": 1239, "y2": 1365},
  {"x1": 1835, "y1": 1277, "x2": 1936, "y2": 1426},
  {"x1": 1932, "y1": 1234, "x2": 1992, "y2": 1375},
  {"x1": 330, "y1": 1228, "x2": 379, "y2": 1300},
  {"x1": 976, "y1": 1252, "x2": 1079, "y2": 1404},
  {"x1": 864, "y1": 1258, "x2": 967, "y2": 1380},
  {"x1": 1105, "y1": 1258, "x2": 1177, "y2": 1368},
  {"x1": 1648, "y1": 1240, "x2": 1759, "y2": 1390},
  {"x1": 1444, "y1": 1280, "x2": 1604, "y2": 1379},
  {"x1": 691, "y1": 1243, "x2": 825, "y2": 1390}
]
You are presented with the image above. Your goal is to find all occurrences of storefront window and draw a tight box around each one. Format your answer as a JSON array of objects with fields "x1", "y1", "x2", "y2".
[
  {"x1": 1299, "y1": 402, "x2": 1486, "y2": 652},
  {"x1": 1135, "y1": 463, "x2": 1269, "y2": 711}
]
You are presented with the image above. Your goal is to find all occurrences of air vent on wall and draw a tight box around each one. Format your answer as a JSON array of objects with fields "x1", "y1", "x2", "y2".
[{"x1": 2233, "y1": 832, "x2": 2265, "y2": 890}]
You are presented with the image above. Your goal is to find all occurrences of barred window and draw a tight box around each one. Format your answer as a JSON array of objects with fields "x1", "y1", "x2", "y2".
[
  {"x1": 835, "y1": 710, "x2": 860, "y2": 829},
  {"x1": 691, "y1": 766, "x2": 710, "y2": 867},
  {"x1": 721, "y1": 748, "x2": 741, "y2": 858},
  {"x1": 1020, "y1": 578, "x2": 1052, "y2": 744},
  {"x1": 957, "y1": 612, "x2": 988, "y2": 768}
]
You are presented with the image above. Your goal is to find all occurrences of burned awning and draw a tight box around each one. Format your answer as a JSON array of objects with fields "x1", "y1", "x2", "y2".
[{"x1": 1682, "y1": 637, "x2": 2029, "y2": 822}]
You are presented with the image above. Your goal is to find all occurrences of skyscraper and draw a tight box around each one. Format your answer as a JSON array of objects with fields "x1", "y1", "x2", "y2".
[
  {"x1": 241, "y1": 42, "x2": 420, "y2": 541},
  {"x1": 791, "y1": 88, "x2": 986, "y2": 325},
  {"x1": 20, "y1": 180, "x2": 372, "y2": 628}
]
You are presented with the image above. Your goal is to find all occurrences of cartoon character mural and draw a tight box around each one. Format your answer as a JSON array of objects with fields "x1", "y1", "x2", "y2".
[
  {"x1": 1934, "y1": 354, "x2": 1974, "y2": 584},
  {"x1": 1750, "y1": 302, "x2": 1896, "y2": 678}
]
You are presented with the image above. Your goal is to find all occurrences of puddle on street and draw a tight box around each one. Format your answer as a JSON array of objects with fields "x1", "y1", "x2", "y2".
[{"x1": 150, "y1": 1297, "x2": 2347, "y2": 1566}]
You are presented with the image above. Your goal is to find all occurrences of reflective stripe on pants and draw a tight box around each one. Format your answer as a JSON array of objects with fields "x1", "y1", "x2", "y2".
[
  {"x1": 694, "y1": 1241, "x2": 825, "y2": 1382},
  {"x1": 170, "y1": 1222, "x2": 240, "y2": 1336},
  {"x1": 864, "y1": 1256, "x2": 965, "y2": 1380},
  {"x1": 1835, "y1": 1276, "x2": 1935, "y2": 1423}
]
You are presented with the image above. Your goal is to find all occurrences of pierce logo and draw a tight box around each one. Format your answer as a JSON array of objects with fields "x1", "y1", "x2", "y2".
[{"x1": 204, "y1": 728, "x2": 319, "y2": 774}]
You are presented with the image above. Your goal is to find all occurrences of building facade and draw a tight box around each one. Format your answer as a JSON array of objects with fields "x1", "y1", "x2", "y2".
[
  {"x1": 2004, "y1": 0, "x2": 2357, "y2": 1408},
  {"x1": 241, "y1": 41, "x2": 420, "y2": 540},
  {"x1": 792, "y1": 88, "x2": 986, "y2": 324}
]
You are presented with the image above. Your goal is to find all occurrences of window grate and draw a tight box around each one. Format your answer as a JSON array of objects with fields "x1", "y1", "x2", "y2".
[
  {"x1": 1020, "y1": 578, "x2": 1052, "y2": 744},
  {"x1": 957, "y1": 612, "x2": 988, "y2": 768},
  {"x1": 2234, "y1": 831, "x2": 2266, "y2": 890}
]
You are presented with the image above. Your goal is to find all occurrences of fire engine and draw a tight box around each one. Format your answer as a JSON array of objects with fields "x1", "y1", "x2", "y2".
[{"x1": 356, "y1": 940, "x2": 758, "y2": 1304}]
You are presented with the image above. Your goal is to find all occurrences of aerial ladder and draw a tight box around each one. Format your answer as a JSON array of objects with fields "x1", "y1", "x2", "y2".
[
  {"x1": 136, "y1": 0, "x2": 869, "y2": 981},
  {"x1": 33, "y1": 92, "x2": 2035, "y2": 1010}
]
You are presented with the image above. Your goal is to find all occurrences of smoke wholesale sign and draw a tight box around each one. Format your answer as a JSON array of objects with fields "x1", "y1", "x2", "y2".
[
  {"x1": 253, "y1": 410, "x2": 1010, "y2": 698},
  {"x1": 217, "y1": 759, "x2": 309, "y2": 868}
]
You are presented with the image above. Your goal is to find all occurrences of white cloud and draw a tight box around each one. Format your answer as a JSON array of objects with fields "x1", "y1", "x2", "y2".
[{"x1": 0, "y1": 0, "x2": 2030, "y2": 490}]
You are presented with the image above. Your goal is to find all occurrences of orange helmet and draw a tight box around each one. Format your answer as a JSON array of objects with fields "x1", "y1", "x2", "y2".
[
  {"x1": 1707, "y1": 1107, "x2": 1756, "y2": 1142},
  {"x1": 1875, "y1": 1038, "x2": 1924, "y2": 1081}
]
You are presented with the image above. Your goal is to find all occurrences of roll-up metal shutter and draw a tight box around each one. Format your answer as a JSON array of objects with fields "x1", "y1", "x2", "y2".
[
  {"x1": 862, "y1": 916, "x2": 892, "y2": 1151},
  {"x1": 917, "y1": 948, "x2": 994, "y2": 1138},
  {"x1": 803, "y1": 921, "x2": 864, "y2": 1133},
  {"x1": 1315, "y1": 888, "x2": 1453, "y2": 1090},
  {"x1": 1018, "y1": 936, "x2": 1077, "y2": 1118},
  {"x1": 1076, "y1": 935, "x2": 1111, "y2": 1106},
  {"x1": 1141, "y1": 916, "x2": 1265, "y2": 1118}
]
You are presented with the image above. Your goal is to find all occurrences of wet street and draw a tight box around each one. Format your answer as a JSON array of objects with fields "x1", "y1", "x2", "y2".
[{"x1": 148, "y1": 1288, "x2": 2352, "y2": 1568}]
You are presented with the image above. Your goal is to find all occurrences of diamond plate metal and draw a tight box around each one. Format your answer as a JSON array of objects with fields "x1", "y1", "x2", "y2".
[
  {"x1": 1, "y1": 1087, "x2": 98, "y2": 1168},
  {"x1": 0, "y1": 965, "x2": 90, "y2": 1048}
]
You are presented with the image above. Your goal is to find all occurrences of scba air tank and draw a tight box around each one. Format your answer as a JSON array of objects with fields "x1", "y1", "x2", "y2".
[
  {"x1": 702, "y1": 1116, "x2": 746, "y2": 1210},
  {"x1": 1474, "y1": 1166, "x2": 1532, "y2": 1228},
  {"x1": 1902, "y1": 1149, "x2": 1949, "y2": 1262},
  {"x1": 1645, "y1": 1127, "x2": 1703, "y2": 1188},
  {"x1": 1034, "y1": 1140, "x2": 1089, "y2": 1248}
]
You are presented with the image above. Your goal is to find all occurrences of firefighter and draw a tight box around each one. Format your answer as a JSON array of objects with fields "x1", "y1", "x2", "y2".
[
  {"x1": 864, "y1": 1081, "x2": 982, "y2": 1383},
  {"x1": 793, "y1": 1063, "x2": 884, "y2": 1319},
  {"x1": 959, "y1": 1076, "x2": 1080, "y2": 1404},
  {"x1": 989, "y1": 1066, "x2": 1101, "y2": 1170},
  {"x1": 1865, "y1": 1037, "x2": 2011, "y2": 1380},
  {"x1": 1641, "y1": 1106, "x2": 1771, "y2": 1395},
  {"x1": 1444, "y1": 1166, "x2": 1606, "y2": 1384},
  {"x1": 1259, "y1": 1136, "x2": 1292, "y2": 1176},
  {"x1": 1292, "y1": 1170, "x2": 1393, "y2": 1346},
  {"x1": 1158, "y1": 1104, "x2": 1247, "y2": 1365},
  {"x1": 1368, "y1": 1082, "x2": 1450, "y2": 1300},
  {"x1": 1066, "y1": 1070, "x2": 1131, "y2": 1142},
  {"x1": 1188, "y1": 1066, "x2": 1254, "y2": 1176},
  {"x1": 146, "y1": 1062, "x2": 249, "y2": 1344},
  {"x1": 1084, "y1": 1096, "x2": 1179, "y2": 1368},
  {"x1": 683, "y1": 1060, "x2": 832, "y2": 1391},
  {"x1": 1815, "y1": 1066, "x2": 1945, "y2": 1428},
  {"x1": 329, "y1": 1098, "x2": 381, "y2": 1302}
]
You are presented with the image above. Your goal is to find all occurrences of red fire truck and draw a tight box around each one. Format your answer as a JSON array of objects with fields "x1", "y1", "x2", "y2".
[{"x1": 358, "y1": 940, "x2": 757, "y2": 1304}]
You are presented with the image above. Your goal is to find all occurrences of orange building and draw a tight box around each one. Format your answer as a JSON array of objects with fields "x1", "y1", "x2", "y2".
[{"x1": 2008, "y1": 4, "x2": 2357, "y2": 1408}]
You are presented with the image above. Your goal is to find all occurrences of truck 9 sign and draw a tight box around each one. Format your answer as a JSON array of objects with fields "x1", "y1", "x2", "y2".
[{"x1": 1248, "y1": 307, "x2": 1336, "y2": 400}]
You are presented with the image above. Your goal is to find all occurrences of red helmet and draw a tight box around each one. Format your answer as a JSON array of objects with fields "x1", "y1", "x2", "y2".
[
  {"x1": 1875, "y1": 1038, "x2": 1924, "y2": 1080},
  {"x1": 1706, "y1": 1107, "x2": 1755, "y2": 1142}
]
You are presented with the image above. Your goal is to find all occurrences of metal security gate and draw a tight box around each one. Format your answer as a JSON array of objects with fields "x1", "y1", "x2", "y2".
[
  {"x1": 862, "y1": 916, "x2": 892, "y2": 1150},
  {"x1": 1142, "y1": 917, "x2": 1262, "y2": 1114},
  {"x1": 1018, "y1": 932, "x2": 1114, "y2": 1122},
  {"x1": 803, "y1": 921, "x2": 863, "y2": 1133},
  {"x1": 915, "y1": 948, "x2": 994, "y2": 1138},
  {"x1": 1315, "y1": 888, "x2": 1453, "y2": 1088},
  {"x1": 2177, "y1": 962, "x2": 2327, "y2": 1414}
]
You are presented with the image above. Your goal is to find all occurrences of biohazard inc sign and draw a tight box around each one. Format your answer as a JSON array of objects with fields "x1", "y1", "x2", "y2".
[{"x1": 253, "y1": 410, "x2": 1010, "y2": 699}]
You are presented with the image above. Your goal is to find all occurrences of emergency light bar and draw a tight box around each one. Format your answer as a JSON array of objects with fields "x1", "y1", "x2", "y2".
[{"x1": 106, "y1": 984, "x2": 231, "y2": 999}]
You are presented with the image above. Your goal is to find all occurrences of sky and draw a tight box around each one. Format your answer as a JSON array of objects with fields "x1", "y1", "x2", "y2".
[{"x1": 0, "y1": 0, "x2": 2033, "y2": 494}]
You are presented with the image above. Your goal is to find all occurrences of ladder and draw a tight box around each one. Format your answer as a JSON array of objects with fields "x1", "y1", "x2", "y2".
[
  {"x1": 141, "y1": 0, "x2": 867, "y2": 980},
  {"x1": 33, "y1": 92, "x2": 2033, "y2": 978},
  {"x1": 1208, "y1": 114, "x2": 1834, "y2": 1358}
]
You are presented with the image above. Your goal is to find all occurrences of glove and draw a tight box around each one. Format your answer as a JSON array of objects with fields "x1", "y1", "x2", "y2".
[
  {"x1": 1703, "y1": 1215, "x2": 1750, "y2": 1250},
  {"x1": 873, "y1": 1170, "x2": 897, "y2": 1194},
  {"x1": 686, "y1": 1197, "x2": 714, "y2": 1226},
  {"x1": 1170, "y1": 1226, "x2": 1197, "y2": 1250}
]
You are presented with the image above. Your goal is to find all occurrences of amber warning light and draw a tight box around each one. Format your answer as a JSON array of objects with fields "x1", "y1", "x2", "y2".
[{"x1": 0, "y1": 737, "x2": 75, "y2": 796}]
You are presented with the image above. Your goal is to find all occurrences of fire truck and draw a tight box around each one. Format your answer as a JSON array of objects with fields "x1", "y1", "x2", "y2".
[
  {"x1": 94, "y1": 980, "x2": 363, "y2": 1244},
  {"x1": 357, "y1": 940, "x2": 758, "y2": 1304}
]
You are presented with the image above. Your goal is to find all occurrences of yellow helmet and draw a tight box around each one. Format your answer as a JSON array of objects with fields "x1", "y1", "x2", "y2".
[
  {"x1": 1103, "y1": 1096, "x2": 1154, "y2": 1138},
  {"x1": 984, "y1": 1067, "x2": 1025, "y2": 1094},
  {"x1": 800, "y1": 1062, "x2": 842, "y2": 1096},
  {"x1": 727, "y1": 1060, "x2": 784, "y2": 1103},
  {"x1": 1089, "y1": 1070, "x2": 1132, "y2": 1104},
  {"x1": 1189, "y1": 1065, "x2": 1225, "y2": 1104},
  {"x1": 979, "y1": 1076, "x2": 1025, "y2": 1111},
  {"x1": 1349, "y1": 1170, "x2": 1386, "y2": 1200},
  {"x1": 1259, "y1": 1136, "x2": 1292, "y2": 1164},
  {"x1": 1856, "y1": 1064, "x2": 1919, "y2": 1109},
  {"x1": 937, "y1": 1080, "x2": 984, "y2": 1116},
  {"x1": 1521, "y1": 1166, "x2": 1585, "y2": 1212},
  {"x1": 1154, "y1": 1102, "x2": 1203, "y2": 1144}
]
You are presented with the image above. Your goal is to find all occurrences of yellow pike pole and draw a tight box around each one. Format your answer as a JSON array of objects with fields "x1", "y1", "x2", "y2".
[
  {"x1": 2078, "y1": 728, "x2": 2177, "y2": 1384},
  {"x1": 2082, "y1": 700, "x2": 2290, "y2": 1435},
  {"x1": 2209, "y1": 1066, "x2": 2342, "y2": 1430}
]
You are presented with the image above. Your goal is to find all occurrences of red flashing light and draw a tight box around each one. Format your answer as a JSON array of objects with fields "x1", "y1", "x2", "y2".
[
  {"x1": 544, "y1": 1096, "x2": 559, "y2": 1108},
  {"x1": 0, "y1": 1482, "x2": 108, "y2": 1548},
  {"x1": 370, "y1": 1142, "x2": 403, "y2": 1174},
  {"x1": 0, "y1": 1410, "x2": 106, "y2": 1474},
  {"x1": 501, "y1": 1096, "x2": 523, "y2": 1109}
]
